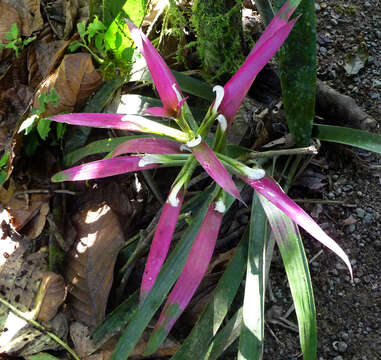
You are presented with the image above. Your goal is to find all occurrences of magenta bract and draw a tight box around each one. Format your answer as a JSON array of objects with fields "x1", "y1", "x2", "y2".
[
  {"x1": 151, "y1": 202, "x2": 223, "y2": 338},
  {"x1": 140, "y1": 190, "x2": 185, "y2": 301},
  {"x1": 51, "y1": 156, "x2": 160, "y2": 182},
  {"x1": 127, "y1": 20, "x2": 184, "y2": 117},
  {"x1": 112, "y1": 138, "x2": 183, "y2": 157},
  {"x1": 244, "y1": 176, "x2": 353, "y2": 278},
  {"x1": 218, "y1": 6, "x2": 297, "y2": 128},
  {"x1": 191, "y1": 140, "x2": 242, "y2": 201}
]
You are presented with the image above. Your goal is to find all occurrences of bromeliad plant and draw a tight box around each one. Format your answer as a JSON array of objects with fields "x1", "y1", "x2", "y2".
[{"x1": 50, "y1": 1, "x2": 352, "y2": 358}]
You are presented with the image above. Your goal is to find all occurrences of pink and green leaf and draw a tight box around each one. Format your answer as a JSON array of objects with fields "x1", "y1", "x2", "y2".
[
  {"x1": 51, "y1": 156, "x2": 160, "y2": 182},
  {"x1": 254, "y1": 0, "x2": 300, "y2": 51},
  {"x1": 50, "y1": 113, "x2": 188, "y2": 141},
  {"x1": 140, "y1": 189, "x2": 184, "y2": 301},
  {"x1": 244, "y1": 176, "x2": 353, "y2": 278},
  {"x1": 112, "y1": 138, "x2": 183, "y2": 157},
  {"x1": 219, "y1": 18, "x2": 297, "y2": 128},
  {"x1": 126, "y1": 20, "x2": 184, "y2": 117},
  {"x1": 192, "y1": 140, "x2": 241, "y2": 201},
  {"x1": 145, "y1": 203, "x2": 223, "y2": 354}
]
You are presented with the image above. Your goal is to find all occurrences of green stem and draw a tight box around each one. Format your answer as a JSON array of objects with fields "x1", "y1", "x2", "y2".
[{"x1": 0, "y1": 297, "x2": 80, "y2": 360}]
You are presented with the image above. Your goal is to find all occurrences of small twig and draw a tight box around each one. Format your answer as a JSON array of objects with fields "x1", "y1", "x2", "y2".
[
  {"x1": 265, "y1": 321, "x2": 284, "y2": 346},
  {"x1": 293, "y1": 199, "x2": 356, "y2": 207},
  {"x1": 15, "y1": 189, "x2": 77, "y2": 196},
  {"x1": 243, "y1": 145, "x2": 318, "y2": 163},
  {"x1": 0, "y1": 297, "x2": 80, "y2": 360}
]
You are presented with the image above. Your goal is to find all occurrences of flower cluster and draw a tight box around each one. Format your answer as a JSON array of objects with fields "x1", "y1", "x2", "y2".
[{"x1": 50, "y1": 0, "x2": 351, "y2": 347}]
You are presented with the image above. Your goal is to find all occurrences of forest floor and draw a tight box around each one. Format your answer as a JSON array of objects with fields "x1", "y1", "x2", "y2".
[{"x1": 0, "y1": 0, "x2": 380, "y2": 359}]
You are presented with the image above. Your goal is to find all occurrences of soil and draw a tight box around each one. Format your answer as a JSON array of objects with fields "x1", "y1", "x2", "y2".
[{"x1": 260, "y1": 0, "x2": 381, "y2": 359}]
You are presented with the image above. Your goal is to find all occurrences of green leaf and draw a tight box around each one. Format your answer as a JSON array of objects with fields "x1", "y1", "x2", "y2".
[
  {"x1": 207, "y1": 307, "x2": 243, "y2": 360},
  {"x1": 23, "y1": 35, "x2": 36, "y2": 46},
  {"x1": 313, "y1": 124, "x2": 381, "y2": 154},
  {"x1": 238, "y1": 194, "x2": 267, "y2": 360},
  {"x1": 68, "y1": 41, "x2": 84, "y2": 52},
  {"x1": 26, "y1": 353, "x2": 61, "y2": 360},
  {"x1": 0, "y1": 170, "x2": 7, "y2": 185},
  {"x1": 171, "y1": 230, "x2": 248, "y2": 360},
  {"x1": 92, "y1": 291, "x2": 139, "y2": 344},
  {"x1": 172, "y1": 71, "x2": 214, "y2": 101},
  {"x1": 274, "y1": 0, "x2": 316, "y2": 146},
  {"x1": 258, "y1": 194, "x2": 317, "y2": 360},
  {"x1": 0, "y1": 152, "x2": 10, "y2": 167},
  {"x1": 56, "y1": 122, "x2": 66, "y2": 140},
  {"x1": 6, "y1": 23, "x2": 18, "y2": 40},
  {"x1": 77, "y1": 21, "x2": 87, "y2": 40},
  {"x1": 88, "y1": 16, "x2": 106, "y2": 42},
  {"x1": 64, "y1": 135, "x2": 151, "y2": 165},
  {"x1": 103, "y1": 0, "x2": 147, "y2": 60},
  {"x1": 111, "y1": 189, "x2": 218, "y2": 360},
  {"x1": 95, "y1": 33, "x2": 105, "y2": 52},
  {"x1": 37, "y1": 119, "x2": 51, "y2": 140},
  {"x1": 46, "y1": 88, "x2": 60, "y2": 106},
  {"x1": 115, "y1": 31, "x2": 122, "y2": 49},
  {"x1": 6, "y1": 41, "x2": 19, "y2": 56}
]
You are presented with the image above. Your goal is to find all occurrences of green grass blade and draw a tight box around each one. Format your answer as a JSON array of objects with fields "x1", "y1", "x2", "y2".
[
  {"x1": 238, "y1": 194, "x2": 267, "y2": 360},
  {"x1": 64, "y1": 135, "x2": 150, "y2": 165},
  {"x1": 26, "y1": 353, "x2": 61, "y2": 360},
  {"x1": 171, "y1": 231, "x2": 248, "y2": 360},
  {"x1": 207, "y1": 307, "x2": 243, "y2": 360},
  {"x1": 111, "y1": 189, "x2": 218, "y2": 360},
  {"x1": 91, "y1": 291, "x2": 139, "y2": 344},
  {"x1": 258, "y1": 195, "x2": 317, "y2": 360},
  {"x1": 313, "y1": 124, "x2": 381, "y2": 154},
  {"x1": 274, "y1": 0, "x2": 317, "y2": 146}
]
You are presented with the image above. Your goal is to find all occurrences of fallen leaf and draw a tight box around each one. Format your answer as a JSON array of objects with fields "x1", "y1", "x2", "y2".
[
  {"x1": 65, "y1": 204, "x2": 125, "y2": 328},
  {"x1": 2, "y1": 0, "x2": 43, "y2": 36},
  {"x1": 27, "y1": 38, "x2": 72, "y2": 88},
  {"x1": 36, "y1": 272, "x2": 66, "y2": 322},
  {"x1": 343, "y1": 47, "x2": 369, "y2": 75},
  {"x1": 0, "y1": 207, "x2": 68, "y2": 355},
  {"x1": 342, "y1": 215, "x2": 357, "y2": 226},
  {"x1": 32, "y1": 53, "x2": 103, "y2": 117}
]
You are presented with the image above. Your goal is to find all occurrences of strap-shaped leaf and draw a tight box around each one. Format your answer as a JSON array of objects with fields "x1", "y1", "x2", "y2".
[
  {"x1": 313, "y1": 124, "x2": 381, "y2": 154},
  {"x1": 52, "y1": 156, "x2": 160, "y2": 182},
  {"x1": 258, "y1": 194, "x2": 317, "y2": 360},
  {"x1": 64, "y1": 135, "x2": 150, "y2": 165},
  {"x1": 145, "y1": 203, "x2": 223, "y2": 354},
  {"x1": 171, "y1": 218, "x2": 248, "y2": 360},
  {"x1": 110, "y1": 189, "x2": 218, "y2": 360},
  {"x1": 238, "y1": 193, "x2": 267, "y2": 360}
]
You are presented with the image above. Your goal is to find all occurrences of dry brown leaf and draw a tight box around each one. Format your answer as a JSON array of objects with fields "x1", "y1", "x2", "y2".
[
  {"x1": 66, "y1": 204, "x2": 125, "y2": 328},
  {"x1": 44, "y1": 0, "x2": 89, "y2": 39},
  {"x1": 3, "y1": 192, "x2": 50, "y2": 233},
  {"x1": 70, "y1": 322, "x2": 116, "y2": 360},
  {"x1": 0, "y1": 208, "x2": 67, "y2": 355},
  {"x1": 36, "y1": 272, "x2": 66, "y2": 322},
  {"x1": 342, "y1": 215, "x2": 358, "y2": 226},
  {"x1": 27, "y1": 38, "x2": 72, "y2": 88},
  {"x1": 2, "y1": 0, "x2": 43, "y2": 36},
  {"x1": 33, "y1": 53, "x2": 103, "y2": 116}
]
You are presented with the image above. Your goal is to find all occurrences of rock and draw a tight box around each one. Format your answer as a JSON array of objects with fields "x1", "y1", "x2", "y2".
[
  {"x1": 320, "y1": 46, "x2": 328, "y2": 56},
  {"x1": 355, "y1": 208, "x2": 365, "y2": 218},
  {"x1": 363, "y1": 213, "x2": 373, "y2": 224},
  {"x1": 330, "y1": 18, "x2": 338, "y2": 26},
  {"x1": 315, "y1": 3, "x2": 321, "y2": 11},
  {"x1": 376, "y1": 31, "x2": 381, "y2": 40}
]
